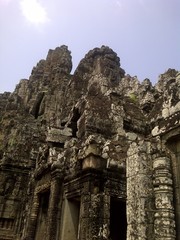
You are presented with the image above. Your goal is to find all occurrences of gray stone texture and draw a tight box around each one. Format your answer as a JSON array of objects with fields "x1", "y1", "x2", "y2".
[{"x1": 0, "y1": 45, "x2": 179, "y2": 240}]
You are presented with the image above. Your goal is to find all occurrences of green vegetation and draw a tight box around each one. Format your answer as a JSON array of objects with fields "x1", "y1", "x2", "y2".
[{"x1": 129, "y1": 93, "x2": 138, "y2": 102}]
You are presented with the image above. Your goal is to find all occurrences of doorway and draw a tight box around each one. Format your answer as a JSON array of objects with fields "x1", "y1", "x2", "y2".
[
  {"x1": 60, "y1": 198, "x2": 80, "y2": 240},
  {"x1": 110, "y1": 198, "x2": 127, "y2": 240},
  {"x1": 35, "y1": 191, "x2": 50, "y2": 240}
]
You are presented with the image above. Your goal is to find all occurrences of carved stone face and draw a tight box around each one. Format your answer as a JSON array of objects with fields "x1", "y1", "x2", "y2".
[{"x1": 90, "y1": 48, "x2": 124, "y2": 88}]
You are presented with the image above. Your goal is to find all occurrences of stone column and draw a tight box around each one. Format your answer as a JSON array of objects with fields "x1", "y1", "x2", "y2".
[
  {"x1": 46, "y1": 169, "x2": 63, "y2": 240},
  {"x1": 126, "y1": 140, "x2": 154, "y2": 240},
  {"x1": 153, "y1": 156, "x2": 176, "y2": 240},
  {"x1": 79, "y1": 179, "x2": 110, "y2": 240},
  {"x1": 24, "y1": 194, "x2": 39, "y2": 240}
]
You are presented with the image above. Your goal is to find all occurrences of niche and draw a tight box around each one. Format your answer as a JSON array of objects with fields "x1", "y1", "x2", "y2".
[
  {"x1": 110, "y1": 198, "x2": 127, "y2": 240},
  {"x1": 69, "y1": 108, "x2": 81, "y2": 138},
  {"x1": 30, "y1": 92, "x2": 44, "y2": 119}
]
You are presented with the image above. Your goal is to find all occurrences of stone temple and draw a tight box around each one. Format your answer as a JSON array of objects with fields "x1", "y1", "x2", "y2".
[{"x1": 0, "y1": 45, "x2": 180, "y2": 240}]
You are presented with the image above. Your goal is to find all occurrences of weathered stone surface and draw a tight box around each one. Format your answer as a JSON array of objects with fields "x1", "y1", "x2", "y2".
[{"x1": 0, "y1": 45, "x2": 179, "y2": 240}]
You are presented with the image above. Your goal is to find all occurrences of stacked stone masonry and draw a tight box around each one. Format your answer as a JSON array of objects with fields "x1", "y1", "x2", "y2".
[{"x1": 0, "y1": 45, "x2": 180, "y2": 240}]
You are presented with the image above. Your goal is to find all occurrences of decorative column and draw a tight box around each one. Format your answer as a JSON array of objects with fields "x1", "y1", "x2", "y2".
[
  {"x1": 46, "y1": 168, "x2": 64, "y2": 240},
  {"x1": 153, "y1": 156, "x2": 176, "y2": 240},
  {"x1": 126, "y1": 140, "x2": 154, "y2": 240},
  {"x1": 79, "y1": 173, "x2": 110, "y2": 240},
  {"x1": 24, "y1": 194, "x2": 39, "y2": 240}
]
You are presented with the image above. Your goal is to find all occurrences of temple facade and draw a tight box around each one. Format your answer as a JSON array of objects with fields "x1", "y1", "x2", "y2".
[{"x1": 0, "y1": 46, "x2": 179, "y2": 240}]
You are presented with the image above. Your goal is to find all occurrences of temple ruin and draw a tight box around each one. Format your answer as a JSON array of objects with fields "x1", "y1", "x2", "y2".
[{"x1": 0, "y1": 45, "x2": 179, "y2": 240}]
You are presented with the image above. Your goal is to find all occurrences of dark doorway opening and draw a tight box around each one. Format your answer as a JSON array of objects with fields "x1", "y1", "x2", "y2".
[
  {"x1": 35, "y1": 191, "x2": 50, "y2": 240},
  {"x1": 110, "y1": 198, "x2": 127, "y2": 240}
]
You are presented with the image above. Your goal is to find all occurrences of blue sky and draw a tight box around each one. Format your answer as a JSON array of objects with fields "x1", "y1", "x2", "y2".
[{"x1": 0, "y1": 0, "x2": 179, "y2": 93}]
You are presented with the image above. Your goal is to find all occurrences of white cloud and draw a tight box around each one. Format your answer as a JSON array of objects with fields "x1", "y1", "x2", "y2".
[{"x1": 20, "y1": 0, "x2": 49, "y2": 25}]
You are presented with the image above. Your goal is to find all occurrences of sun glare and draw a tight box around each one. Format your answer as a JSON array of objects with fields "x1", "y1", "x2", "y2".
[{"x1": 20, "y1": 0, "x2": 49, "y2": 24}]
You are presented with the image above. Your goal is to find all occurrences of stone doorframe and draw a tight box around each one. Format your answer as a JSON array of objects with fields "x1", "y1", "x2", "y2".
[
  {"x1": 162, "y1": 128, "x2": 180, "y2": 240},
  {"x1": 63, "y1": 169, "x2": 126, "y2": 240},
  {"x1": 23, "y1": 168, "x2": 63, "y2": 240}
]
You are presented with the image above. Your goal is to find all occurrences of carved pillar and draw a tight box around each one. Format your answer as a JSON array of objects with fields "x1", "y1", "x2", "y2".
[
  {"x1": 79, "y1": 175, "x2": 110, "y2": 240},
  {"x1": 25, "y1": 194, "x2": 39, "y2": 240},
  {"x1": 46, "y1": 169, "x2": 63, "y2": 240},
  {"x1": 153, "y1": 156, "x2": 176, "y2": 240},
  {"x1": 126, "y1": 140, "x2": 154, "y2": 240}
]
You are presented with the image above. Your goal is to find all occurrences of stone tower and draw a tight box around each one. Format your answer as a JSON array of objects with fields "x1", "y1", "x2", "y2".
[{"x1": 0, "y1": 45, "x2": 179, "y2": 240}]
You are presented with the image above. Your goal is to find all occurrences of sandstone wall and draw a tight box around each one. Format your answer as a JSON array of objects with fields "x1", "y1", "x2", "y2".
[{"x1": 0, "y1": 45, "x2": 179, "y2": 240}]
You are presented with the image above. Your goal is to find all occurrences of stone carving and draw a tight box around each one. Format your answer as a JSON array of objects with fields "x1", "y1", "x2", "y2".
[{"x1": 0, "y1": 45, "x2": 179, "y2": 240}]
